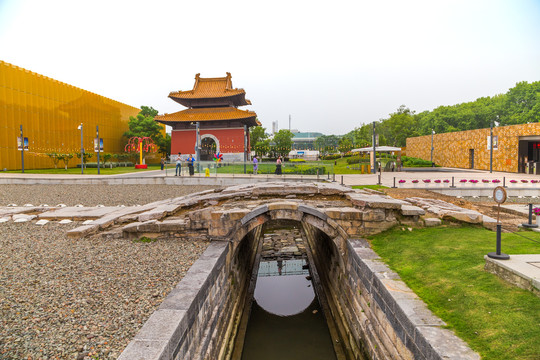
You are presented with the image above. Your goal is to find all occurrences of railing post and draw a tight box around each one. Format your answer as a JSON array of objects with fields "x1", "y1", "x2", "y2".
[
  {"x1": 522, "y1": 203, "x2": 538, "y2": 228},
  {"x1": 487, "y1": 224, "x2": 510, "y2": 260}
]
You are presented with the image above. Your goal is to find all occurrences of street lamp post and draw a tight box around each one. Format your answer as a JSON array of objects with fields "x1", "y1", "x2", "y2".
[
  {"x1": 243, "y1": 125, "x2": 248, "y2": 174},
  {"x1": 372, "y1": 121, "x2": 376, "y2": 174},
  {"x1": 20, "y1": 125, "x2": 24, "y2": 173},
  {"x1": 78, "y1": 123, "x2": 84, "y2": 174},
  {"x1": 490, "y1": 121, "x2": 493, "y2": 173},
  {"x1": 431, "y1": 129, "x2": 435, "y2": 167},
  {"x1": 96, "y1": 125, "x2": 100, "y2": 175}
]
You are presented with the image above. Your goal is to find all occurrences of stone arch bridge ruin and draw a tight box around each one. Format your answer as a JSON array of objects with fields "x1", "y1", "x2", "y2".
[{"x1": 32, "y1": 182, "x2": 479, "y2": 360}]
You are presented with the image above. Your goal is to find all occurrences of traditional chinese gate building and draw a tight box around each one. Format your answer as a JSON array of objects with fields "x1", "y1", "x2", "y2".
[{"x1": 155, "y1": 73, "x2": 259, "y2": 161}]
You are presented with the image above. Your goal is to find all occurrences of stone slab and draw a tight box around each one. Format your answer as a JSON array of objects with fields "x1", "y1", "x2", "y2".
[
  {"x1": 38, "y1": 207, "x2": 118, "y2": 219},
  {"x1": 424, "y1": 218, "x2": 442, "y2": 227},
  {"x1": 298, "y1": 204, "x2": 328, "y2": 221},
  {"x1": 400, "y1": 205, "x2": 425, "y2": 216},
  {"x1": 240, "y1": 204, "x2": 268, "y2": 225},
  {"x1": 484, "y1": 254, "x2": 540, "y2": 297}
]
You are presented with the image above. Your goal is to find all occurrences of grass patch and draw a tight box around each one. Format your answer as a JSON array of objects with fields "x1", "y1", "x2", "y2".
[{"x1": 368, "y1": 225, "x2": 540, "y2": 360}]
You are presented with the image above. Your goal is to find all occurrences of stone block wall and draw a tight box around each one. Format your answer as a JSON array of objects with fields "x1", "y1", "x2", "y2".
[
  {"x1": 406, "y1": 123, "x2": 540, "y2": 172},
  {"x1": 303, "y1": 223, "x2": 479, "y2": 360},
  {"x1": 118, "y1": 227, "x2": 262, "y2": 360}
]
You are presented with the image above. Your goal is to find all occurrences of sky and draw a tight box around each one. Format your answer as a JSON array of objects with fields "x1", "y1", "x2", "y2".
[{"x1": 1, "y1": 0, "x2": 539, "y2": 135}]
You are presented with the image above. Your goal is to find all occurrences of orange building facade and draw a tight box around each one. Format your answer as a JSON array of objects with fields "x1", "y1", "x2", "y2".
[
  {"x1": 155, "y1": 73, "x2": 259, "y2": 161},
  {"x1": 0, "y1": 60, "x2": 140, "y2": 170},
  {"x1": 406, "y1": 123, "x2": 540, "y2": 173}
]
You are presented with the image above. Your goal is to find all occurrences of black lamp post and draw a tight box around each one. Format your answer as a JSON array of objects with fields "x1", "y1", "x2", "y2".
[{"x1": 431, "y1": 129, "x2": 435, "y2": 167}]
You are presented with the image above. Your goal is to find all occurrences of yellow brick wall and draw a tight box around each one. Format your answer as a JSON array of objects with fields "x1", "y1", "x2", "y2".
[{"x1": 406, "y1": 123, "x2": 540, "y2": 173}]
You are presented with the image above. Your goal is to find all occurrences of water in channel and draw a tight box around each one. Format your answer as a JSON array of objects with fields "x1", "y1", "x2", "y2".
[{"x1": 240, "y1": 226, "x2": 337, "y2": 360}]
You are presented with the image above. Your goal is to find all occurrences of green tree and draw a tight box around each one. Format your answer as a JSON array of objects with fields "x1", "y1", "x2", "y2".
[
  {"x1": 381, "y1": 106, "x2": 419, "y2": 147},
  {"x1": 59, "y1": 153, "x2": 74, "y2": 170},
  {"x1": 155, "y1": 133, "x2": 171, "y2": 158},
  {"x1": 101, "y1": 153, "x2": 113, "y2": 166},
  {"x1": 314, "y1": 135, "x2": 340, "y2": 153},
  {"x1": 338, "y1": 137, "x2": 353, "y2": 153},
  {"x1": 75, "y1": 151, "x2": 93, "y2": 168},
  {"x1": 272, "y1": 129, "x2": 294, "y2": 157},
  {"x1": 124, "y1": 106, "x2": 164, "y2": 144},
  {"x1": 46, "y1": 152, "x2": 61, "y2": 168},
  {"x1": 250, "y1": 126, "x2": 270, "y2": 157}
]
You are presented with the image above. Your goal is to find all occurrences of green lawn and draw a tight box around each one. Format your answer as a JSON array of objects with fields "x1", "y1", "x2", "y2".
[
  {"x1": 5, "y1": 164, "x2": 162, "y2": 175},
  {"x1": 369, "y1": 225, "x2": 540, "y2": 360}
]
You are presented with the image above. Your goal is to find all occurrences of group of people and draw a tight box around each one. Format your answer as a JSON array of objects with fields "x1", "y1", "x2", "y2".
[
  {"x1": 166, "y1": 152, "x2": 195, "y2": 176},
  {"x1": 252, "y1": 155, "x2": 282, "y2": 175},
  {"x1": 162, "y1": 153, "x2": 284, "y2": 176}
]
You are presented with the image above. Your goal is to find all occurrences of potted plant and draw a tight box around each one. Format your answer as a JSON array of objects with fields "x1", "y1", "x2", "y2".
[
  {"x1": 412, "y1": 179, "x2": 419, "y2": 187},
  {"x1": 423, "y1": 179, "x2": 431, "y2": 186},
  {"x1": 482, "y1": 179, "x2": 490, "y2": 184},
  {"x1": 509, "y1": 179, "x2": 518, "y2": 187},
  {"x1": 469, "y1": 179, "x2": 479, "y2": 185},
  {"x1": 492, "y1": 179, "x2": 501, "y2": 184},
  {"x1": 521, "y1": 179, "x2": 529, "y2": 187},
  {"x1": 459, "y1": 179, "x2": 468, "y2": 186},
  {"x1": 398, "y1": 179, "x2": 406, "y2": 187},
  {"x1": 534, "y1": 207, "x2": 540, "y2": 225}
]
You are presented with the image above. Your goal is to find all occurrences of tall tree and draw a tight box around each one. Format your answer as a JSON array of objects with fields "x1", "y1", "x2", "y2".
[
  {"x1": 124, "y1": 106, "x2": 169, "y2": 155},
  {"x1": 250, "y1": 126, "x2": 268, "y2": 147},
  {"x1": 272, "y1": 129, "x2": 294, "y2": 157}
]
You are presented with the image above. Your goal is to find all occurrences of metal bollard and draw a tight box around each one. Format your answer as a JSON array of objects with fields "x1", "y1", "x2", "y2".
[
  {"x1": 392, "y1": 177, "x2": 396, "y2": 188},
  {"x1": 450, "y1": 176, "x2": 456, "y2": 188},
  {"x1": 341, "y1": 175, "x2": 343, "y2": 185},
  {"x1": 522, "y1": 203, "x2": 538, "y2": 228},
  {"x1": 487, "y1": 224, "x2": 510, "y2": 260},
  {"x1": 503, "y1": 177, "x2": 506, "y2": 188}
]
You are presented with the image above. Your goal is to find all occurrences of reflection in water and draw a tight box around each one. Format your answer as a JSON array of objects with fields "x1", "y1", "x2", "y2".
[
  {"x1": 254, "y1": 261, "x2": 314, "y2": 316},
  {"x1": 241, "y1": 259, "x2": 337, "y2": 360}
]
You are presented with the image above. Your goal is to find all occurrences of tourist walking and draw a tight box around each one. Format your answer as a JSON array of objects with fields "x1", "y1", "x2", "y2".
[
  {"x1": 187, "y1": 154, "x2": 195, "y2": 176},
  {"x1": 253, "y1": 155, "x2": 258, "y2": 175},
  {"x1": 160, "y1": 157, "x2": 165, "y2": 171},
  {"x1": 275, "y1": 156, "x2": 282, "y2": 175},
  {"x1": 175, "y1": 153, "x2": 182, "y2": 176}
]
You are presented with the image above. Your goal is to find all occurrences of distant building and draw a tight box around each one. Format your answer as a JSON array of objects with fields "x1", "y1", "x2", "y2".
[
  {"x1": 288, "y1": 149, "x2": 319, "y2": 161},
  {"x1": 291, "y1": 131, "x2": 324, "y2": 150},
  {"x1": 0, "y1": 60, "x2": 139, "y2": 170},
  {"x1": 155, "y1": 73, "x2": 259, "y2": 161},
  {"x1": 406, "y1": 123, "x2": 540, "y2": 173},
  {"x1": 272, "y1": 121, "x2": 278, "y2": 134}
]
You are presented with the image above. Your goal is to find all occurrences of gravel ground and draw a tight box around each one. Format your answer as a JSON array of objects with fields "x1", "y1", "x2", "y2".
[
  {"x1": 0, "y1": 184, "x2": 219, "y2": 207},
  {"x1": 0, "y1": 185, "x2": 219, "y2": 360}
]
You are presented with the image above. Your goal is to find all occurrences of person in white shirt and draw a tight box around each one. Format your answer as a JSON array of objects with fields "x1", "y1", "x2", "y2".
[{"x1": 175, "y1": 153, "x2": 182, "y2": 176}]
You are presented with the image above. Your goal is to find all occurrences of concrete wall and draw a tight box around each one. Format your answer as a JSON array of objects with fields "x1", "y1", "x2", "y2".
[{"x1": 406, "y1": 123, "x2": 540, "y2": 172}]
